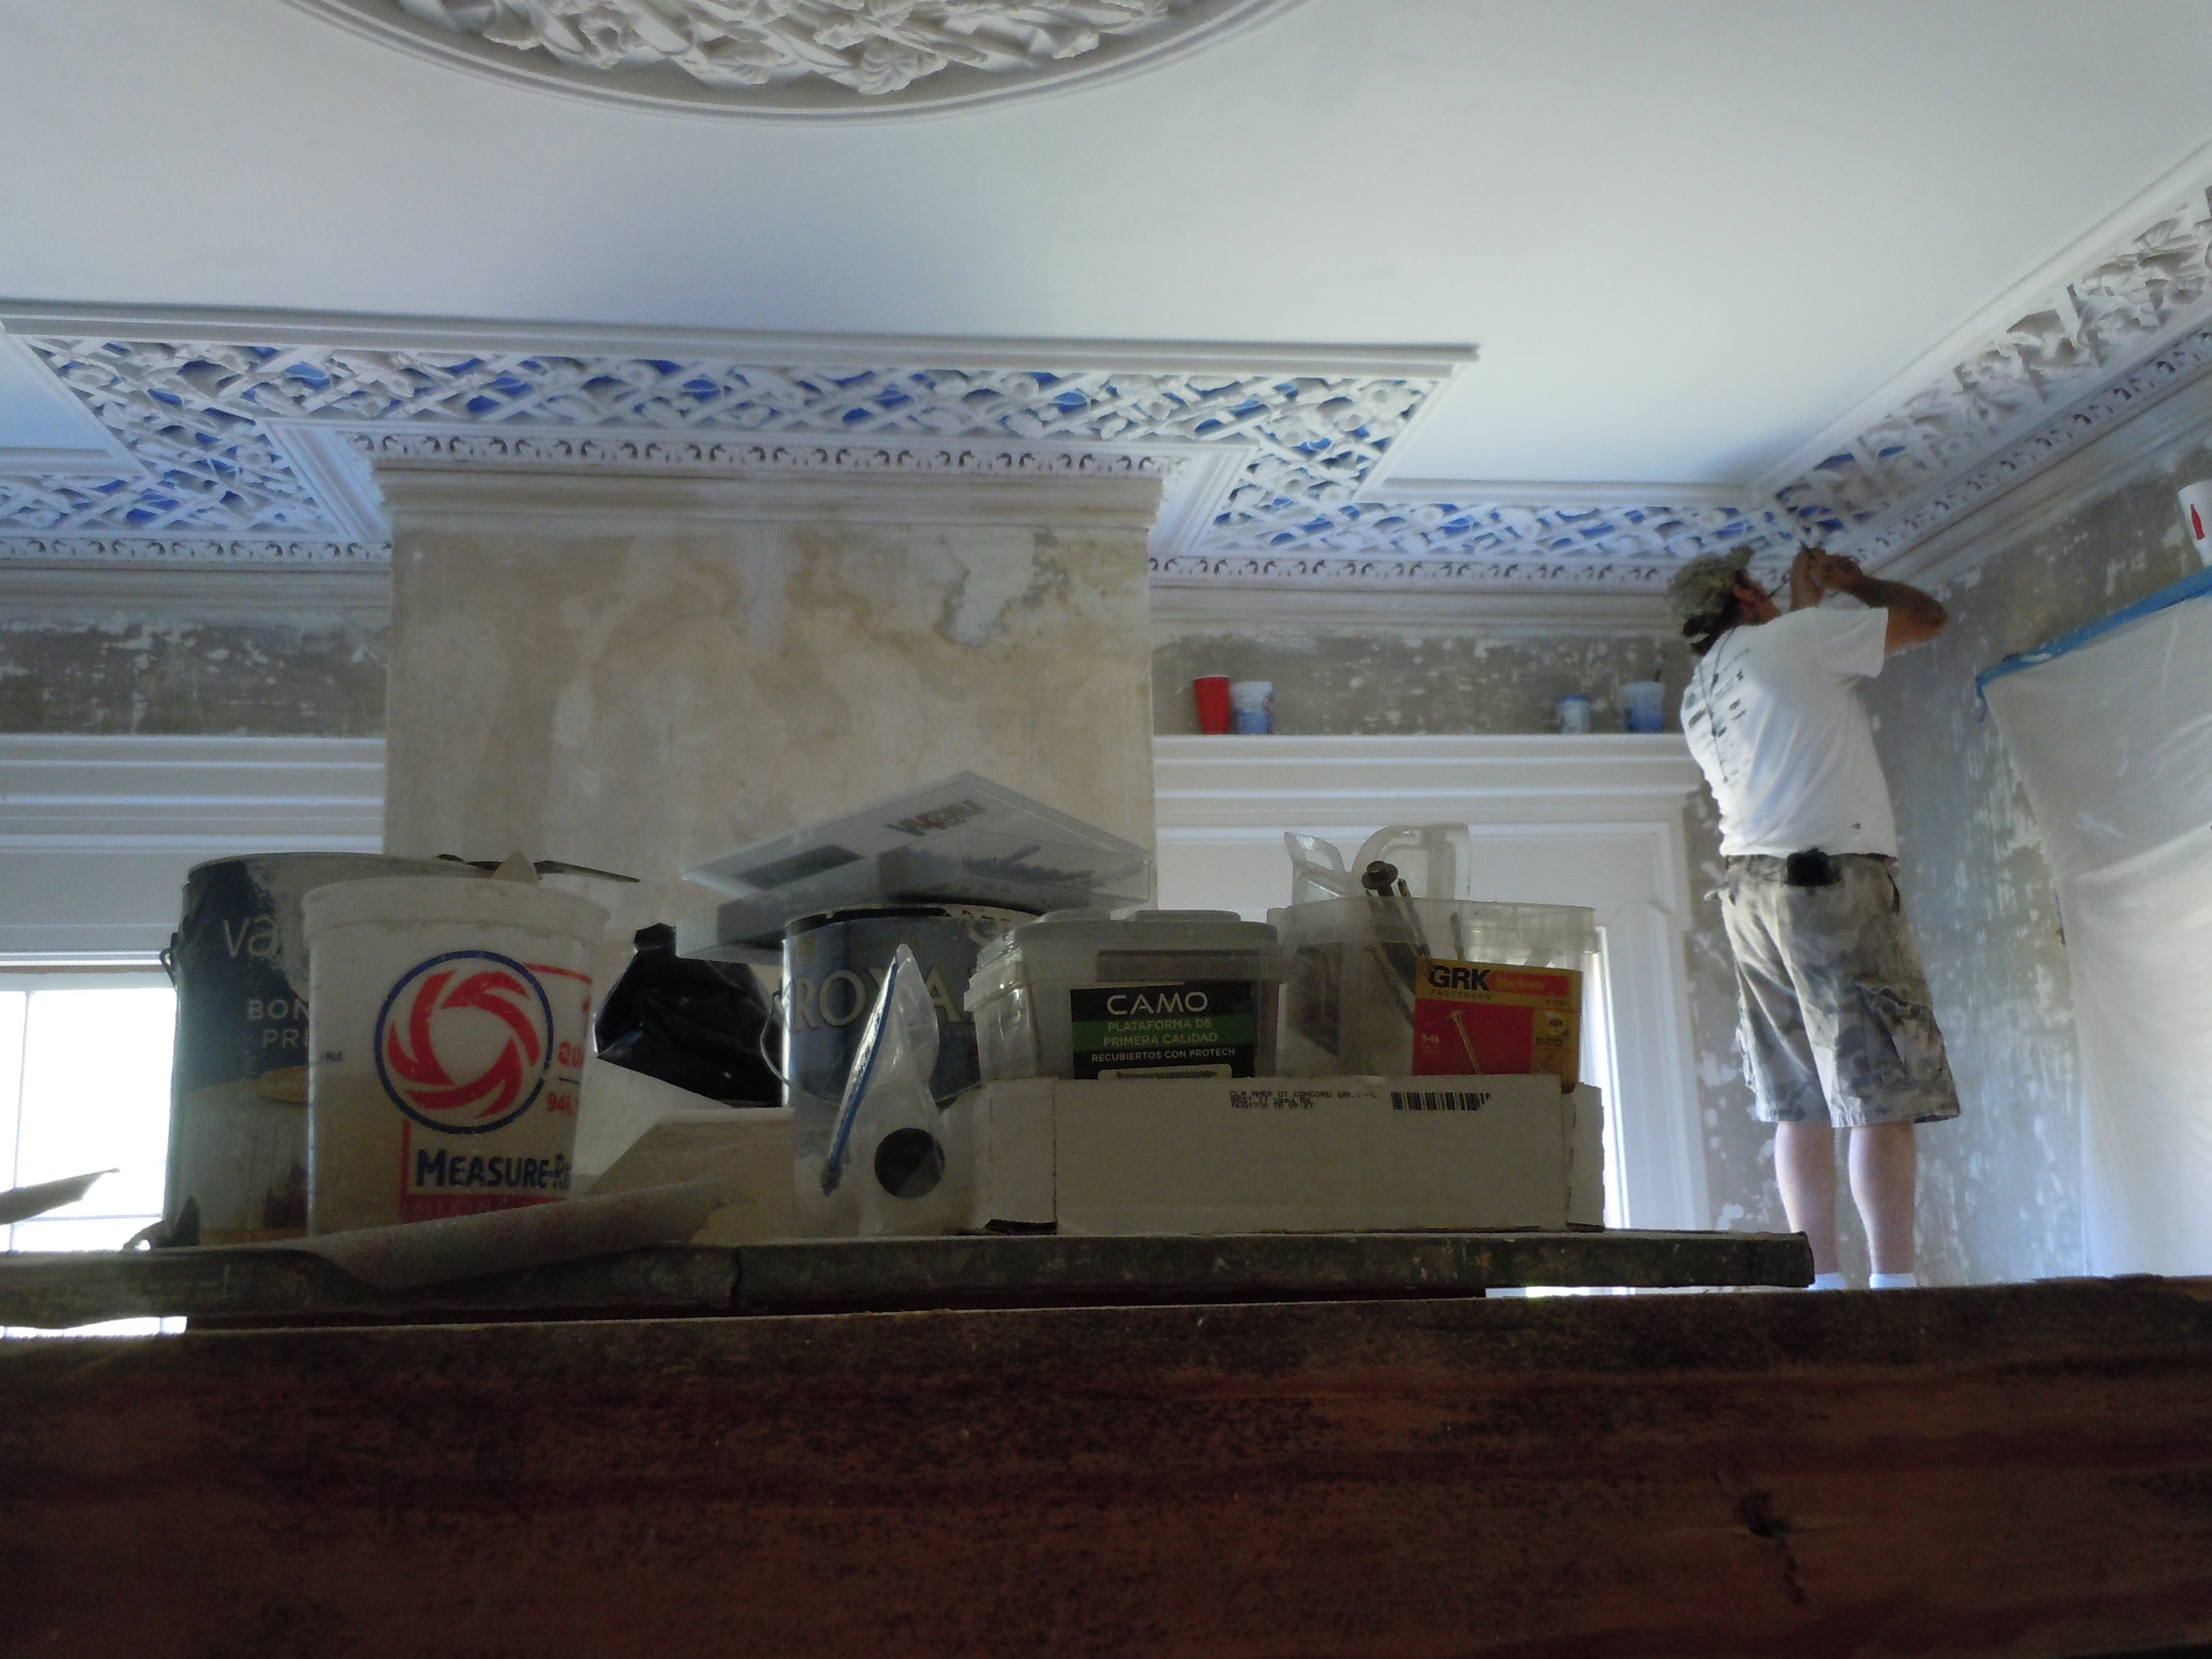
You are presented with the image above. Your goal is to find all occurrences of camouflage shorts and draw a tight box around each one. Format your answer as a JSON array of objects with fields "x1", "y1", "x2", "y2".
[{"x1": 1720, "y1": 855, "x2": 1961, "y2": 1128}]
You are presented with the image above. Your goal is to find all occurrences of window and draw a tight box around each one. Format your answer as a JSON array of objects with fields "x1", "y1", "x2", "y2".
[{"x1": 1, "y1": 964, "x2": 180, "y2": 1336}]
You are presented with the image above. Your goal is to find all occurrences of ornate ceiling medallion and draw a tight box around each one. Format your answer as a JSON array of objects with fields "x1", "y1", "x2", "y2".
[{"x1": 286, "y1": 0, "x2": 1300, "y2": 118}]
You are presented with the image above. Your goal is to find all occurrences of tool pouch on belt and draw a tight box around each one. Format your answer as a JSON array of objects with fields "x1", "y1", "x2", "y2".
[{"x1": 1784, "y1": 848, "x2": 1842, "y2": 888}]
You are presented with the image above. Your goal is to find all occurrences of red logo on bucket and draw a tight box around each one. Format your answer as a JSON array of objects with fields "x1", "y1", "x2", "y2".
[{"x1": 373, "y1": 951, "x2": 555, "y2": 1134}]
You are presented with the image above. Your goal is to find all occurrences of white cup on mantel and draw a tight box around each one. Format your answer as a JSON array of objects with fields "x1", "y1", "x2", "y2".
[{"x1": 2180, "y1": 480, "x2": 2212, "y2": 568}]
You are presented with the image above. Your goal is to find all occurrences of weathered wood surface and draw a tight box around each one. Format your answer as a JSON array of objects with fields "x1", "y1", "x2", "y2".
[
  {"x1": 3, "y1": 1278, "x2": 2209, "y2": 1658},
  {"x1": 0, "y1": 1228, "x2": 1812, "y2": 1329}
]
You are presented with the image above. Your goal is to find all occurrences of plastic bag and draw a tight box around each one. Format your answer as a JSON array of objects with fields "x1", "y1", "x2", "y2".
[
  {"x1": 594, "y1": 923, "x2": 780, "y2": 1104},
  {"x1": 817, "y1": 944, "x2": 970, "y2": 1237}
]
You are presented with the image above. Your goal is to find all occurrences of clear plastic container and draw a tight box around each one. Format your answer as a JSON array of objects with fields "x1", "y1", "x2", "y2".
[
  {"x1": 1269, "y1": 898, "x2": 1600, "y2": 1077},
  {"x1": 677, "y1": 774, "x2": 1154, "y2": 962},
  {"x1": 965, "y1": 909, "x2": 1283, "y2": 1082}
]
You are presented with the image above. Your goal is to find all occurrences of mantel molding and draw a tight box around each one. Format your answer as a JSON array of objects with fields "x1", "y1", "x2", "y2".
[{"x1": 1153, "y1": 734, "x2": 1705, "y2": 829}]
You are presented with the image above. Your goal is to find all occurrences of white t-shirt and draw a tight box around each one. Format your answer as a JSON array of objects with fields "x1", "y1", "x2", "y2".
[{"x1": 1679, "y1": 600, "x2": 1895, "y2": 858}]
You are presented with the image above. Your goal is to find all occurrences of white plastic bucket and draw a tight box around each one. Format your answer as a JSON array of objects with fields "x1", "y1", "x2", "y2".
[{"x1": 303, "y1": 877, "x2": 607, "y2": 1234}]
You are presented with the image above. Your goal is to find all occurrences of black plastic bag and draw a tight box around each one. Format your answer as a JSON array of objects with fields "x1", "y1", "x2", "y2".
[{"x1": 594, "y1": 924, "x2": 781, "y2": 1104}]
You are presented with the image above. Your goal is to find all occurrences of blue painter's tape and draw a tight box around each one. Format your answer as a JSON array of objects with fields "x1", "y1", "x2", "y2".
[{"x1": 1975, "y1": 562, "x2": 2212, "y2": 705}]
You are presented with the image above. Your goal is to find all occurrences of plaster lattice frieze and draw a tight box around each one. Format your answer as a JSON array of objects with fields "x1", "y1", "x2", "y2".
[
  {"x1": 1773, "y1": 186, "x2": 2212, "y2": 543},
  {"x1": 2, "y1": 335, "x2": 1448, "y2": 565},
  {"x1": 1198, "y1": 496, "x2": 1801, "y2": 565},
  {"x1": 1833, "y1": 319, "x2": 2212, "y2": 565}
]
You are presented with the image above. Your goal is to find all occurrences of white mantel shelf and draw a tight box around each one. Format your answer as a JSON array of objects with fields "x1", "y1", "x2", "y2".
[{"x1": 1154, "y1": 733, "x2": 1703, "y2": 827}]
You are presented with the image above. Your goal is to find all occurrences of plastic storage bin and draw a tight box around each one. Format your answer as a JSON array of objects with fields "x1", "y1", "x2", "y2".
[
  {"x1": 676, "y1": 773, "x2": 1154, "y2": 962},
  {"x1": 965, "y1": 910, "x2": 1283, "y2": 1082},
  {"x1": 1270, "y1": 898, "x2": 1600, "y2": 1079}
]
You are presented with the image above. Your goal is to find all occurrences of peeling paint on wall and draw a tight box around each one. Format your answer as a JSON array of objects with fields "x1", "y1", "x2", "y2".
[
  {"x1": 0, "y1": 614, "x2": 388, "y2": 736},
  {"x1": 1864, "y1": 431, "x2": 2211, "y2": 1287}
]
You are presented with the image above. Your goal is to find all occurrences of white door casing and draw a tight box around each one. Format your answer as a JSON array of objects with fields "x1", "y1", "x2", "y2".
[{"x1": 1152, "y1": 733, "x2": 1711, "y2": 1232}]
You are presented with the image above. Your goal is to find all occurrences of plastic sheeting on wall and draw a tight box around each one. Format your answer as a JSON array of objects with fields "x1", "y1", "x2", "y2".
[{"x1": 1980, "y1": 566, "x2": 2212, "y2": 1277}]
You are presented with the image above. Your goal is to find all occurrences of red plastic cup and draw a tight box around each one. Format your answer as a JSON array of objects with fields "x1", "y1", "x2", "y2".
[{"x1": 1192, "y1": 675, "x2": 1232, "y2": 734}]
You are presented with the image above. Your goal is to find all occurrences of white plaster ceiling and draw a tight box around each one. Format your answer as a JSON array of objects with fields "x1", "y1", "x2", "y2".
[{"x1": 5, "y1": 0, "x2": 2212, "y2": 591}]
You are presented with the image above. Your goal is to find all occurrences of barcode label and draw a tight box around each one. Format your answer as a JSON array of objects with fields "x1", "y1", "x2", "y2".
[{"x1": 1391, "y1": 1090, "x2": 1490, "y2": 1113}]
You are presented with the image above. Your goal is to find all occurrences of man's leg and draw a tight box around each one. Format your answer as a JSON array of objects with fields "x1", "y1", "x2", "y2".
[
  {"x1": 1773, "y1": 1121, "x2": 1840, "y2": 1277},
  {"x1": 1848, "y1": 1121, "x2": 1916, "y2": 1277}
]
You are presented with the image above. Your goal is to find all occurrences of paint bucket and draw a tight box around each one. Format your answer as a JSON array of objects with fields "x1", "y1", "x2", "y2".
[
  {"x1": 303, "y1": 877, "x2": 607, "y2": 1234},
  {"x1": 781, "y1": 905, "x2": 1029, "y2": 1171},
  {"x1": 163, "y1": 853, "x2": 483, "y2": 1244}
]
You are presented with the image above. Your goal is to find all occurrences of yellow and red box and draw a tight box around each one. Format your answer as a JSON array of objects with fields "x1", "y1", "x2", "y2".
[{"x1": 1410, "y1": 958, "x2": 1582, "y2": 1089}]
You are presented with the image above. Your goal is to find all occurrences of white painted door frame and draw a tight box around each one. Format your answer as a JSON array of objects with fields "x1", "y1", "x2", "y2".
[{"x1": 1153, "y1": 734, "x2": 1711, "y2": 1232}]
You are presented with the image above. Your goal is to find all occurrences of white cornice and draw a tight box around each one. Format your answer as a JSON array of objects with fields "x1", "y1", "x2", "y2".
[
  {"x1": 0, "y1": 302, "x2": 1474, "y2": 384},
  {"x1": 0, "y1": 561, "x2": 392, "y2": 622},
  {"x1": 1883, "y1": 339, "x2": 2212, "y2": 594},
  {"x1": 0, "y1": 733, "x2": 386, "y2": 848},
  {"x1": 1752, "y1": 134, "x2": 2212, "y2": 504},
  {"x1": 1150, "y1": 584, "x2": 1675, "y2": 640},
  {"x1": 374, "y1": 464, "x2": 1166, "y2": 533}
]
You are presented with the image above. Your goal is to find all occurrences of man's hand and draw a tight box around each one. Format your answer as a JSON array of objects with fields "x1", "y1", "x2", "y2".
[
  {"x1": 1788, "y1": 549, "x2": 1826, "y2": 612},
  {"x1": 1801, "y1": 548, "x2": 1949, "y2": 651}
]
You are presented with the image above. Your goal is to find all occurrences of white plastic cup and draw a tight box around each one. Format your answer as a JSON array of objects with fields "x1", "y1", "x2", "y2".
[
  {"x1": 1620, "y1": 680, "x2": 1667, "y2": 733},
  {"x1": 1229, "y1": 680, "x2": 1275, "y2": 734},
  {"x1": 1556, "y1": 695, "x2": 1592, "y2": 735},
  {"x1": 2180, "y1": 480, "x2": 2212, "y2": 568},
  {"x1": 303, "y1": 877, "x2": 607, "y2": 1234}
]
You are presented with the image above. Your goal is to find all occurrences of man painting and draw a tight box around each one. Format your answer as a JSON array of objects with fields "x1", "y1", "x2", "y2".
[{"x1": 1672, "y1": 545, "x2": 1959, "y2": 1290}]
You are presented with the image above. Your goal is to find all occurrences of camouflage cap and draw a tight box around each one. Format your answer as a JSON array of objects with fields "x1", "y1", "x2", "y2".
[{"x1": 1666, "y1": 545, "x2": 1758, "y2": 627}]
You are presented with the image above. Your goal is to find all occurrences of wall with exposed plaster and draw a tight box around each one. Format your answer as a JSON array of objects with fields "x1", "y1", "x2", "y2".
[
  {"x1": 1859, "y1": 425, "x2": 2212, "y2": 1286},
  {"x1": 1153, "y1": 630, "x2": 1691, "y2": 737},
  {"x1": 0, "y1": 592, "x2": 388, "y2": 736}
]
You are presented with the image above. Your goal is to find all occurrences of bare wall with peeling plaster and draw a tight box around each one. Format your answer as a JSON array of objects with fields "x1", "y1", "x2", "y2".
[
  {"x1": 0, "y1": 608, "x2": 388, "y2": 736},
  {"x1": 1860, "y1": 428, "x2": 2211, "y2": 1287}
]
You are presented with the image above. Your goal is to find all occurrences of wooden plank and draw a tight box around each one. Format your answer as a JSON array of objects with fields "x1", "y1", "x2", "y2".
[
  {"x1": 2, "y1": 1279, "x2": 2208, "y2": 1657},
  {"x1": 0, "y1": 1229, "x2": 1813, "y2": 1328}
]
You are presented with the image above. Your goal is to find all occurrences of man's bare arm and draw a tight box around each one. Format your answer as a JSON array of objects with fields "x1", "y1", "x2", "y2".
[{"x1": 1810, "y1": 552, "x2": 1949, "y2": 651}]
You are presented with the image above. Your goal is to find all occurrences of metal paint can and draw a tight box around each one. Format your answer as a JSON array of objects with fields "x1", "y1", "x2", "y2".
[
  {"x1": 164, "y1": 853, "x2": 483, "y2": 1243},
  {"x1": 781, "y1": 905, "x2": 1029, "y2": 1166}
]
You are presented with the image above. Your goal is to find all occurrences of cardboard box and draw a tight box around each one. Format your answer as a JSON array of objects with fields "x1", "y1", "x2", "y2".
[
  {"x1": 963, "y1": 1074, "x2": 1602, "y2": 1236},
  {"x1": 1411, "y1": 959, "x2": 1583, "y2": 1089}
]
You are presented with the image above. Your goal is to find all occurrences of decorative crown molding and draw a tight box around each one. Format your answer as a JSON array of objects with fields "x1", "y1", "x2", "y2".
[
  {"x1": 1763, "y1": 152, "x2": 2212, "y2": 561},
  {"x1": 10, "y1": 133, "x2": 2212, "y2": 602},
  {"x1": 285, "y1": 0, "x2": 1300, "y2": 120}
]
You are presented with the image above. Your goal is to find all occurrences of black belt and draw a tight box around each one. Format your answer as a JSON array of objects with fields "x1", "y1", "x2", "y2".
[{"x1": 1725, "y1": 849, "x2": 1893, "y2": 888}]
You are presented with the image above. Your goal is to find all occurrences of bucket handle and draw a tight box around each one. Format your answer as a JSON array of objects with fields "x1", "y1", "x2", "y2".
[{"x1": 760, "y1": 984, "x2": 789, "y2": 1089}]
